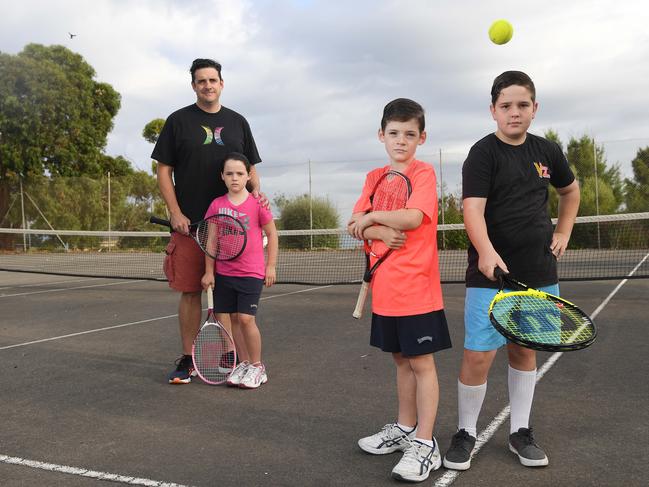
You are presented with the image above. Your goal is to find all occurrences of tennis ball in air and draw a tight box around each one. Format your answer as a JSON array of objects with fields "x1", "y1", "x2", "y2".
[{"x1": 489, "y1": 19, "x2": 514, "y2": 45}]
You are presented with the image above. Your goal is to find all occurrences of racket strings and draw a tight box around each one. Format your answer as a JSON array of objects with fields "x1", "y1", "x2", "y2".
[
  {"x1": 193, "y1": 324, "x2": 235, "y2": 383},
  {"x1": 197, "y1": 217, "x2": 245, "y2": 260},
  {"x1": 492, "y1": 295, "x2": 595, "y2": 345},
  {"x1": 371, "y1": 178, "x2": 410, "y2": 212}
]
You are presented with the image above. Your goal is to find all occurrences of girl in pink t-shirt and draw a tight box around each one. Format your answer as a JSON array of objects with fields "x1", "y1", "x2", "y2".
[{"x1": 201, "y1": 153, "x2": 278, "y2": 389}]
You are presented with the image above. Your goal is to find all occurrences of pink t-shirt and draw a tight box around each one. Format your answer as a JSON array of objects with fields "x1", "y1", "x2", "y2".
[{"x1": 205, "y1": 194, "x2": 273, "y2": 279}]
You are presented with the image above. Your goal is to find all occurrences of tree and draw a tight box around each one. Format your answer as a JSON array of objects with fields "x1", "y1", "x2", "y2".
[
  {"x1": 0, "y1": 44, "x2": 121, "y2": 180},
  {"x1": 142, "y1": 118, "x2": 166, "y2": 174},
  {"x1": 0, "y1": 44, "x2": 121, "y2": 233},
  {"x1": 274, "y1": 193, "x2": 339, "y2": 249},
  {"x1": 624, "y1": 146, "x2": 649, "y2": 212}
]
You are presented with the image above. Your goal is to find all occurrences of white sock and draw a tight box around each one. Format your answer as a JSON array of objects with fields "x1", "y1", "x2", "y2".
[
  {"x1": 508, "y1": 365, "x2": 537, "y2": 434},
  {"x1": 415, "y1": 437, "x2": 435, "y2": 448},
  {"x1": 397, "y1": 422, "x2": 415, "y2": 433},
  {"x1": 457, "y1": 380, "x2": 486, "y2": 438}
]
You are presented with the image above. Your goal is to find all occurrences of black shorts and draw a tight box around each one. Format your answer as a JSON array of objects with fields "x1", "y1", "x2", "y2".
[
  {"x1": 213, "y1": 274, "x2": 264, "y2": 316},
  {"x1": 370, "y1": 310, "x2": 452, "y2": 357}
]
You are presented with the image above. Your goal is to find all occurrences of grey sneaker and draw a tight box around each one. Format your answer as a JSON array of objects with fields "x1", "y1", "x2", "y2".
[
  {"x1": 443, "y1": 429, "x2": 477, "y2": 470},
  {"x1": 391, "y1": 438, "x2": 441, "y2": 482},
  {"x1": 509, "y1": 427, "x2": 549, "y2": 467},
  {"x1": 358, "y1": 423, "x2": 416, "y2": 455}
]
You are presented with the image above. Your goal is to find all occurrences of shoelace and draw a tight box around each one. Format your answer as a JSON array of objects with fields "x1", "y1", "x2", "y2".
[
  {"x1": 451, "y1": 431, "x2": 472, "y2": 452},
  {"x1": 379, "y1": 424, "x2": 403, "y2": 441},
  {"x1": 519, "y1": 428, "x2": 537, "y2": 446}
]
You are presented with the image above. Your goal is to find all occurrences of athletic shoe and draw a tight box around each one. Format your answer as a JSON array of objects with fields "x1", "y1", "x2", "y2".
[
  {"x1": 239, "y1": 363, "x2": 268, "y2": 389},
  {"x1": 226, "y1": 361, "x2": 250, "y2": 386},
  {"x1": 218, "y1": 350, "x2": 236, "y2": 374},
  {"x1": 443, "y1": 429, "x2": 477, "y2": 470},
  {"x1": 358, "y1": 423, "x2": 416, "y2": 455},
  {"x1": 509, "y1": 427, "x2": 549, "y2": 467},
  {"x1": 167, "y1": 355, "x2": 196, "y2": 384},
  {"x1": 391, "y1": 438, "x2": 441, "y2": 482}
]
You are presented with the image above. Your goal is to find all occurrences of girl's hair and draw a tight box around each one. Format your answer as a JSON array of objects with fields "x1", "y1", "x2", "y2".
[{"x1": 223, "y1": 152, "x2": 251, "y2": 173}]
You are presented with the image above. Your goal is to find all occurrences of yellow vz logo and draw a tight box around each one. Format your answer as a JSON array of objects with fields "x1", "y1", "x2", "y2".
[{"x1": 533, "y1": 162, "x2": 550, "y2": 178}]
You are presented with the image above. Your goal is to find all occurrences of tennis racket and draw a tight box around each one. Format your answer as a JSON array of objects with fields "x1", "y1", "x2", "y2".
[
  {"x1": 150, "y1": 214, "x2": 246, "y2": 261},
  {"x1": 488, "y1": 268, "x2": 596, "y2": 352},
  {"x1": 192, "y1": 286, "x2": 237, "y2": 385},
  {"x1": 352, "y1": 170, "x2": 412, "y2": 319}
]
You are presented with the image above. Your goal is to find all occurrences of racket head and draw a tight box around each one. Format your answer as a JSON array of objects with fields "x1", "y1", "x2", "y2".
[
  {"x1": 192, "y1": 287, "x2": 237, "y2": 384},
  {"x1": 489, "y1": 285, "x2": 597, "y2": 352},
  {"x1": 196, "y1": 214, "x2": 247, "y2": 261},
  {"x1": 370, "y1": 170, "x2": 412, "y2": 212}
]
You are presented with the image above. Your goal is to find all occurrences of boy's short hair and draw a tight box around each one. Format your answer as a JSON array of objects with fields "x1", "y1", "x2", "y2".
[
  {"x1": 223, "y1": 152, "x2": 251, "y2": 172},
  {"x1": 190, "y1": 58, "x2": 223, "y2": 82},
  {"x1": 491, "y1": 71, "x2": 536, "y2": 105},
  {"x1": 381, "y1": 98, "x2": 425, "y2": 132}
]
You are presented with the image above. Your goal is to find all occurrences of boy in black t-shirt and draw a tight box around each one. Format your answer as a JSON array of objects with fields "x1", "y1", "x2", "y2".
[
  {"x1": 443, "y1": 71, "x2": 580, "y2": 470},
  {"x1": 152, "y1": 59, "x2": 263, "y2": 384}
]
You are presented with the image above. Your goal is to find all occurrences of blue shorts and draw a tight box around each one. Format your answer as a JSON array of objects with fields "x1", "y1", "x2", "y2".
[{"x1": 464, "y1": 284, "x2": 560, "y2": 351}]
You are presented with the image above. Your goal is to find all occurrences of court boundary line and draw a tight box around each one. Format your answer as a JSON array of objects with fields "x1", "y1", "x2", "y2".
[
  {"x1": 434, "y1": 253, "x2": 648, "y2": 486},
  {"x1": 0, "y1": 279, "x2": 148, "y2": 299},
  {"x1": 0, "y1": 454, "x2": 193, "y2": 487},
  {"x1": 0, "y1": 285, "x2": 332, "y2": 351}
]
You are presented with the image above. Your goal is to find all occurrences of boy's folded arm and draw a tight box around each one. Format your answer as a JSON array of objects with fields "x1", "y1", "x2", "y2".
[{"x1": 370, "y1": 208, "x2": 423, "y2": 230}]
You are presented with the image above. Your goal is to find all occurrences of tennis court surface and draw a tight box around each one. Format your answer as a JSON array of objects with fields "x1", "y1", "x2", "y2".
[{"x1": 1, "y1": 267, "x2": 647, "y2": 486}]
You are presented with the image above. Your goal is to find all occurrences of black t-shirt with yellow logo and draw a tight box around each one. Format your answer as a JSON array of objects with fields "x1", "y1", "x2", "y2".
[
  {"x1": 462, "y1": 133, "x2": 575, "y2": 288},
  {"x1": 152, "y1": 104, "x2": 261, "y2": 223}
]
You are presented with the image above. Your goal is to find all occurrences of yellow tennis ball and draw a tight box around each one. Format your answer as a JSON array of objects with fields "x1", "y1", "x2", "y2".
[{"x1": 489, "y1": 19, "x2": 514, "y2": 45}]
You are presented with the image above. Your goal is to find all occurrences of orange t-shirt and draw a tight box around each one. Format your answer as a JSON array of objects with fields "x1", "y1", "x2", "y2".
[{"x1": 353, "y1": 160, "x2": 444, "y2": 316}]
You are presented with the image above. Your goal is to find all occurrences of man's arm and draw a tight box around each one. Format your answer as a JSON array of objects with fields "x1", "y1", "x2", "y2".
[
  {"x1": 552, "y1": 180, "x2": 580, "y2": 258},
  {"x1": 463, "y1": 197, "x2": 508, "y2": 280},
  {"x1": 156, "y1": 162, "x2": 190, "y2": 234}
]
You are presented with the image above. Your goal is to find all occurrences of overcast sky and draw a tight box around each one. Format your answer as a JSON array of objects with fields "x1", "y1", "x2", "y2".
[{"x1": 2, "y1": 0, "x2": 648, "y2": 221}]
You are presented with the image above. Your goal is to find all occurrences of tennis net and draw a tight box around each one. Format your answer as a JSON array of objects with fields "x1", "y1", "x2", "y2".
[{"x1": 0, "y1": 212, "x2": 647, "y2": 284}]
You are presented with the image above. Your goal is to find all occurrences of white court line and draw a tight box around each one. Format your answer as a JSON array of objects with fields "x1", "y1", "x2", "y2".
[
  {"x1": 0, "y1": 454, "x2": 192, "y2": 487},
  {"x1": 0, "y1": 285, "x2": 332, "y2": 351},
  {"x1": 434, "y1": 254, "x2": 648, "y2": 487},
  {"x1": 1, "y1": 284, "x2": 332, "y2": 484},
  {"x1": 0, "y1": 279, "x2": 148, "y2": 298}
]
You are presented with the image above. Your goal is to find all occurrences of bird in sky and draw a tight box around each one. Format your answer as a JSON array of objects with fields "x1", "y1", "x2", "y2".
[{"x1": 68, "y1": 32, "x2": 76, "y2": 39}]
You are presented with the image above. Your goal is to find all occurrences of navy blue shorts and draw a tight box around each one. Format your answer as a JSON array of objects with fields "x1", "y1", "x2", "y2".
[
  {"x1": 370, "y1": 310, "x2": 452, "y2": 357},
  {"x1": 213, "y1": 274, "x2": 264, "y2": 316}
]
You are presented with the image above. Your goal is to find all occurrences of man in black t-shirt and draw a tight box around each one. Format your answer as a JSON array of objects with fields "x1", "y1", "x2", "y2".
[
  {"x1": 152, "y1": 58, "x2": 262, "y2": 384},
  {"x1": 442, "y1": 71, "x2": 580, "y2": 470}
]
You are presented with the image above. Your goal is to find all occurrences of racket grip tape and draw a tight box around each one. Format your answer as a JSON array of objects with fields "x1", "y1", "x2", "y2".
[
  {"x1": 206, "y1": 285, "x2": 214, "y2": 310},
  {"x1": 352, "y1": 281, "x2": 370, "y2": 319},
  {"x1": 149, "y1": 215, "x2": 171, "y2": 227}
]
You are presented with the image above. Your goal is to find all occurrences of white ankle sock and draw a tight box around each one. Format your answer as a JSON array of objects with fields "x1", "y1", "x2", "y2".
[
  {"x1": 415, "y1": 437, "x2": 435, "y2": 448},
  {"x1": 457, "y1": 380, "x2": 486, "y2": 438},
  {"x1": 508, "y1": 365, "x2": 537, "y2": 434},
  {"x1": 397, "y1": 422, "x2": 415, "y2": 433}
]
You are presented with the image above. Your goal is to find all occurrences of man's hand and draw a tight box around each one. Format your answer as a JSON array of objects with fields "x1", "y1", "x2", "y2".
[
  {"x1": 550, "y1": 232, "x2": 570, "y2": 259},
  {"x1": 170, "y1": 211, "x2": 191, "y2": 235},
  {"x1": 252, "y1": 189, "x2": 270, "y2": 209}
]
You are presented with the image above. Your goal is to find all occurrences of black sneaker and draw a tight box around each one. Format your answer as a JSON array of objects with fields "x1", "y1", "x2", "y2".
[
  {"x1": 509, "y1": 427, "x2": 549, "y2": 467},
  {"x1": 443, "y1": 429, "x2": 477, "y2": 470},
  {"x1": 167, "y1": 355, "x2": 196, "y2": 384}
]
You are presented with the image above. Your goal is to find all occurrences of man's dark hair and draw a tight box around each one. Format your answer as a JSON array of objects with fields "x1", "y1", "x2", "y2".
[
  {"x1": 190, "y1": 58, "x2": 223, "y2": 82},
  {"x1": 491, "y1": 71, "x2": 536, "y2": 105},
  {"x1": 381, "y1": 98, "x2": 425, "y2": 132},
  {"x1": 223, "y1": 152, "x2": 251, "y2": 173}
]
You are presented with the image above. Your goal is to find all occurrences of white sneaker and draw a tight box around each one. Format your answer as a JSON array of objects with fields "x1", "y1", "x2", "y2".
[
  {"x1": 227, "y1": 361, "x2": 250, "y2": 386},
  {"x1": 358, "y1": 423, "x2": 416, "y2": 455},
  {"x1": 239, "y1": 363, "x2": 268, "y2": 389},
  {"x1": 391, "y1": 438, "x2": 441, "y2": 482}
]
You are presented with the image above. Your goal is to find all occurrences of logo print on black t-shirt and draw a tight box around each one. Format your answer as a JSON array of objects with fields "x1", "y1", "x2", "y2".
[
  {"x1": 533, "y1": 162, "x2": 550, "y2": 179},
  {"x1": 201, "y1": 126, "x2": 225, "y2": 146}
]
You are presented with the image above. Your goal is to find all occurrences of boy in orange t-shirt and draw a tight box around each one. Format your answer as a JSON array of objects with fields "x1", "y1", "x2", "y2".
[{"x1": 348, "y1": 98, "x2": 452, "y2": 483}]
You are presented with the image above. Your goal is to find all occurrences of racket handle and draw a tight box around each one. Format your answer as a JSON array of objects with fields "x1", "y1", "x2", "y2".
[
  {"x1": 352, "y1": 281, "x2": 370, "y2": 319},
  {"x1": 207, "y1": 285, "x2": 214, "y2": 311},
  {"x1": 149, "y1": 215, "x2": 172, "y2": 227}
]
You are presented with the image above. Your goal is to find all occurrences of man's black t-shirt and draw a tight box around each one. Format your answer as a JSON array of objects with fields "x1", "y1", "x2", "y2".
[
  {"x1": 462, "y1": 133, "x2": 575, "y2": 288},
  {"x1": 151, "y1": 104, "x2": 261, "y2": 223}
]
